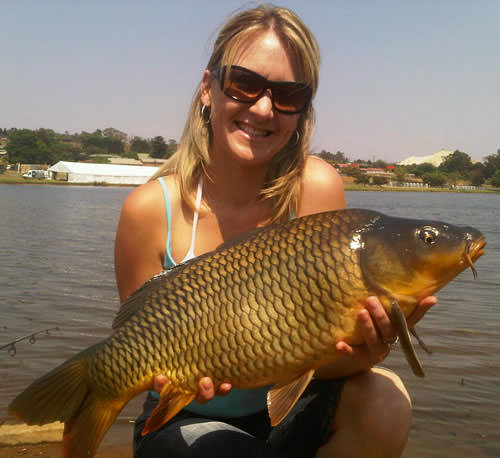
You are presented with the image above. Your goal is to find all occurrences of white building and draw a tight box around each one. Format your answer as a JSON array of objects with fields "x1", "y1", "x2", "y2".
[
  {"x1": 48, "y1": 161, "x2": 158, "y2": 185},
  {"x1": 398, "y1": 149, "x2": 454, "y2": 167}
]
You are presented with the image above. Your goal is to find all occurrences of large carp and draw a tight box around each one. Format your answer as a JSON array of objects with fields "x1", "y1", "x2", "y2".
[{"x1": 9, "y1": 209, "x2": 485, "y2": 457}]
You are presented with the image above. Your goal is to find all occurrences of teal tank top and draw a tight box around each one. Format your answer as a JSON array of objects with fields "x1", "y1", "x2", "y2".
[{"x1": 155, "y1": 177, "x2": 269, "y2": 417}]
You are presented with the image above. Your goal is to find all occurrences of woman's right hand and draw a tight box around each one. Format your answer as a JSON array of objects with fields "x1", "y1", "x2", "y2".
[{"x1": 153, "y1": 375, "x2": 232, "y2": 404}]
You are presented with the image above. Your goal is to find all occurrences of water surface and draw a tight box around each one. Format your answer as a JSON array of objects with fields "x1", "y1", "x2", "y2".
[{"x1": 1, "y1": 185, "x2": 498, "y2": 456}]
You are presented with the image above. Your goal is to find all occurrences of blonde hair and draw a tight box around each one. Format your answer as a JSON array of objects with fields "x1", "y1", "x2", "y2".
[{"x1": 151, "y1": 4, "x2": 320, "y2": 222}]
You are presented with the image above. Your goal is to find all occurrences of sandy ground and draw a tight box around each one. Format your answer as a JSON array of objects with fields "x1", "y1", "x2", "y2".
[{"x1": 0, "y1": 422, "x2": 134, "y2": 458}]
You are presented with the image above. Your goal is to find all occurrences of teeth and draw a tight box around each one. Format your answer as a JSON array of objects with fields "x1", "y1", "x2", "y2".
[{"x1": 238, "y1": 123, "x2": 270, "y2": 137}]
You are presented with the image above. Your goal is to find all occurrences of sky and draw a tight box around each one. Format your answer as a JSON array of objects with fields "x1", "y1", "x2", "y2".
[{"x1": 2, "y1": 0, "x2": 499, "y2": 163}]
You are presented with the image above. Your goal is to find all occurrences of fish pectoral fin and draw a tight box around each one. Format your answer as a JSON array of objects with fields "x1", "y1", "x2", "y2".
[
  {"x1": 409, "y1": 327, "x2": 433, "y2": 354},
  {"x1": 267, "y1": 369, "x2": 315, "y2": 427},
  {"x1": 142, "y1": 383, "x2": 195, "y2": 436},
  {"x1": 389, "y1": 300, "x2": 425, "y2": 378}
]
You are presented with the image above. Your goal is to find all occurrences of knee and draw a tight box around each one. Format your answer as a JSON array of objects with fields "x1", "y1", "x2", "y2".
[{"x1": 339, "y1": 368, "x2": 412, "y2": 445}]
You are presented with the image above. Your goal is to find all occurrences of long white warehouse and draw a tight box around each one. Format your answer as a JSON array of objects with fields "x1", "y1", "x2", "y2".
[{"x1": 48, "y1": 161, "x2": 159, "y2": 185}]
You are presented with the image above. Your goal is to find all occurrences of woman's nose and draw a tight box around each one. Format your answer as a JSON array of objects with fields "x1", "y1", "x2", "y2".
[{"x1": 249, "y1": 90, "x2": 274, "y2": 117}]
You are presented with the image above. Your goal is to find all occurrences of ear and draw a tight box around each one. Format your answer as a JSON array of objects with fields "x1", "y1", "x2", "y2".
[{"x1": 200, "y1": 70, "x2": 213, "y2": 107}]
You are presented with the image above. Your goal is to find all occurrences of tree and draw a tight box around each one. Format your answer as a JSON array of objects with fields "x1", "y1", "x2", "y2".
[
  {"x1": 406, "y1": 162, "x2": 436, "y2": 177},
  {"x1": 102, "y1": 127, "x2": 127, "y2": 143},
  {"x1": 422, "y1": 171, "x2": 447, "y2": 187},
  {"x1": 393, "y1": 167, "x2": 407, "y2": 184},
  {"x1": 354, "y1": 172, "x2": 370, "y2": 185},
  {"x1": 490, "y1": 170, "x2": 500, "y2": 187},
  {"x1": 151, "y1": 136, "x2": 167, "y2": 158},
  {"x1": 373, "y1": 160, "x2": 388, "y2": 169},
  {"x1": 483, "y1": 150, "x2": 500, "y2": 179},
  {"x1": 166, "y1": 139, "x2": 178, "y2": 158},
  {"x1": 438, "y1": 150, "x2": 473, "y2": 174},
  {"x1": 6, "y1": 129, "x2": 56, "y2": 164},
  {"x1": 130, "y1": 137, "x2": 151, "y2": 153},
  {"x1": 372, "y1": 176, "x2": 388, "y2": 186},
  {"x1": 107, "y1": 137, "x2": 125, "y2": 155},
  {"x1": 470, "y1": 163, "x2": 485, "y2": 186},
  {"x1": 317, "y1": 150, "x2": 349, "y2": 165}
]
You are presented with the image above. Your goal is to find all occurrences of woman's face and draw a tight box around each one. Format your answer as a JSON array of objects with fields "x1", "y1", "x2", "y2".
[{"x1": 202, "y1": 31, "x2": 301, "y2": 170}]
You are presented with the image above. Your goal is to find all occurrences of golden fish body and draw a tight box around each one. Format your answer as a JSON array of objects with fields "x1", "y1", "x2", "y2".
[{"x1": 8, "y1": 209, "x2": 485, "y2": 457}]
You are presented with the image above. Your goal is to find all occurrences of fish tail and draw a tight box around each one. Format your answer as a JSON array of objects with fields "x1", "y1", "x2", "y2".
[
  {"x1": 62, "y1": 391, "x2": 124, "y2": 458},
  {"x1": 8, "y1": 345, "x2": 126, "y2": 457}
]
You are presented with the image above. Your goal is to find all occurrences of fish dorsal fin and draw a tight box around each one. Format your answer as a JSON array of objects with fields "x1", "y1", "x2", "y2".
[
  {"x1": 267, "y1": 369, "x2": 315, "y2": 426},
  {"x1": 142, "y1": 383, "x2": 195, "y2": 436},
  {"x1": 389, "y1": 300, "x2": 425, "y2": 378},
  {"x1": 112, "y1": 271, "x2": 173, "y2": 329}
]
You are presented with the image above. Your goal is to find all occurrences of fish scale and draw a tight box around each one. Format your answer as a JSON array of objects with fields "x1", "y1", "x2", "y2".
[{"x1": 8, "y1": 208, "x2": 485, "y2": 457}]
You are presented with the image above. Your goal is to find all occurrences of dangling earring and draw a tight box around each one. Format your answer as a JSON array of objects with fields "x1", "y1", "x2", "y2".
[
  {"x1": 292, "y1": 129, "x2": 300, "y2": 146},
  {"x1": 201, "y1": 104, "x2": 211, "y2": 125}
]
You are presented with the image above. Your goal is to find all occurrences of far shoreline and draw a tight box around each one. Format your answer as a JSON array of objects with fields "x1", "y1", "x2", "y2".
[{"x1": 1, "y1": 175, "x2": 499, "y2": 194}]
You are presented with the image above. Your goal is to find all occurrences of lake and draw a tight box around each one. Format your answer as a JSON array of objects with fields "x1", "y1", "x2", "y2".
[{"x1": 0, "y1": 185, "x2": 499, "y2": 457}]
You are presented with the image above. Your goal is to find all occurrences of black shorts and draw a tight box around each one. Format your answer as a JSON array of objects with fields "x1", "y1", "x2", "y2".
[{"x1": 134, "y1": 378, "x2": 347, "y2": 458}]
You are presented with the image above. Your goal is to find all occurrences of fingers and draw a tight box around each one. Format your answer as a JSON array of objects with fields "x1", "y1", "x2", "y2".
[
  {"x1": 196, "y1": 377, "x2": 232, "y2": 404},
  {"x1": 153, "y1": 375, "x2": 232, "y2": 403},
  {"x1": 364, "y1": 296, "x2": 397, "y2": 343},
  {"x1": 196, "y1": 377, "x2": 215, "y2": 403},
  {"x1": 407, "y1": 296, "x2": 437, "y2": 328},
  {"x1": 153, "y1": 374, "x2": 169, "y2": 393}
]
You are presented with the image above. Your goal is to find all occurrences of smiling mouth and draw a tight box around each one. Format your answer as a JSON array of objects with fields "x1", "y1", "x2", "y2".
[{"x1": 236, "y1": 122, "x2": 272, "y2": 138}]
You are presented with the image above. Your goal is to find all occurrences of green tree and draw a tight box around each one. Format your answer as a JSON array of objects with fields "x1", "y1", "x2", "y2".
[
  {"x1": 166, "y1": 139, "x2": 178, "y2": 158},
  {"x1": 393, "y1": 167, "x2": 407, "y2": 184},
  {"x1": 372, "y1": 176, "x2": 388, "y2": 186},
  {"x1": 130, "y1": 137, "x2": 151, "y2": 153},
  {"x1": 470, "y1": 163, "x2": 485, "y2": 186},
  {"x1": 6, "y1": 129, "x2": 56, "y2": 164},
  {"x1": 422, "y1": 171, "x2": 447, "y2": 187},
  {"x1": 490, "y1": 170, "x2": 500, "y2": 187},
  {"x1": 483, "y1": 150, "x2": 500, "y2": 179},
  {"x1": 102, "y1": 127, "x2": 128, "y2": 143},
  {"x1": 405, "y1": 162, "x2": 436, "y2": 177},
  {"x1": 373, "y1": 160, "x2": 387, "y2": 169},
  {"x1": 107, "y1": 137, "x2": 125, "y2": 155},
  {"x1": 438, "y1": 150, "x2": 473, "y2": 174},
  {"x1": 151, "y1": 136, "x2": 167, "y2": 158}
]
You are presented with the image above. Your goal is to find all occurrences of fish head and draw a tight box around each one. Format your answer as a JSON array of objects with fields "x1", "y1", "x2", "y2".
[{"x1": 359, "y1": 215, "x2": 486, "y2": 302}]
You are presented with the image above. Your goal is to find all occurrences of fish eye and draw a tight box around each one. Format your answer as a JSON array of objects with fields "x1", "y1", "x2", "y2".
[{"x1": 419, "y1": 227, "x2": 439, "y2": 245}]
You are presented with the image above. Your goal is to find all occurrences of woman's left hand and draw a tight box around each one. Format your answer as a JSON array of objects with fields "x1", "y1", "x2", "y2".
[{"x1": 333, "y1": 295, "x2": 438, "y2": 372}]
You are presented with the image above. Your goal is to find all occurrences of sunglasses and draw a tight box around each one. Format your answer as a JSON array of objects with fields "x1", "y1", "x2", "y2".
[{"x1": 212, "y1": 65, "x2": 312, "y2": 115}]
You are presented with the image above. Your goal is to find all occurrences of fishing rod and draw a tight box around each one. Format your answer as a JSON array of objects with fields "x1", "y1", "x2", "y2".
[{"x1": 1, "y1": 327, "x2": 60, "y2": 356}]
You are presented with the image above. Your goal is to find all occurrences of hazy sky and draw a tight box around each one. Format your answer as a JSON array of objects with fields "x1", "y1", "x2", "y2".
[{"x1": 2, "y1": 0, "x2": 499, "y2": 163}]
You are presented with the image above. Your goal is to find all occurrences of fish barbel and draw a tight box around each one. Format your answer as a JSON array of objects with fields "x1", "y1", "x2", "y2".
[{"x1": 8, "y1": 209, "x2": 486, "y2": 457}]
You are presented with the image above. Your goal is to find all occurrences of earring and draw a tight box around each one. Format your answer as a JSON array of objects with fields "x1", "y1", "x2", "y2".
[
  {"x1": 292, "y1": 129, "x2": 300, "y2": 146},
  {"x1": 201, "y1": 104, "x2": 211, "y2": 125}
]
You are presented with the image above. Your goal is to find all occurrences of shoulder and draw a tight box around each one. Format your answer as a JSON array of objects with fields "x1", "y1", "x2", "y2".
[
  {"x1": 115, "y1": 177, "x2": 175, "y2": 302},
  {"x1": 120, "y1": 176, "x2": 177, "y2": 222},
  {"x1": 297, "y1": 155, "x2": 346, "y2": 216}
]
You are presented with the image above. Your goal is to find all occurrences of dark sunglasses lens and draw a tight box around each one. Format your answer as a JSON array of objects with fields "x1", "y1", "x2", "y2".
[
  {"x1": 272, "y1": 84, "x2": 311, "y2": 113},
  {"x1": 221, "y1": 66, "x2": 311, "y2": 114},
  {"x1": 226, "y1": 67, "x2": 264, "y2": 101}
]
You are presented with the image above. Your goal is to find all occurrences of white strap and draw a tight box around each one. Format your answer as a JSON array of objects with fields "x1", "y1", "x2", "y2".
[{"x1": 180, "y1": 177, "x2": 203, "y2": 263}]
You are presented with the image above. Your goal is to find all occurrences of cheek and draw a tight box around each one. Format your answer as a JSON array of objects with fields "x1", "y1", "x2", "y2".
[{"x1": 279, "y1": 116, "x2": 299, "y2": 141}]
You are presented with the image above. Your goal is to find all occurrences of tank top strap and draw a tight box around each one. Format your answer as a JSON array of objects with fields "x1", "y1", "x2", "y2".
[
  {"x1": 180, "y1": 177, "x2": 203, "y2": 263},
  {"x1": 157, "y1": 177, "x2": 176, "y2": 269}
]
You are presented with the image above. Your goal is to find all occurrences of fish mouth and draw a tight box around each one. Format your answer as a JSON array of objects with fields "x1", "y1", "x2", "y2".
[{"x1": 464, "y1": 237, "x2": 486, "y2": 279}]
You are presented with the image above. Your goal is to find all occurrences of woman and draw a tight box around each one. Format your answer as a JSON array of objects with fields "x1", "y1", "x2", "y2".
[{"x1": 115, "y1": 5, "x2": 436, "y2": 457}]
